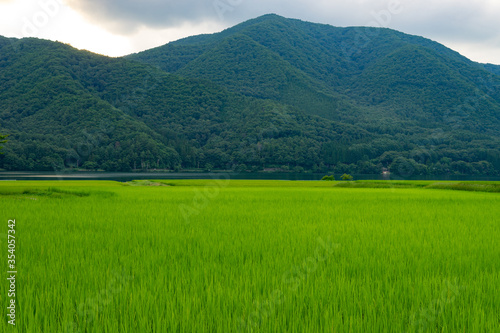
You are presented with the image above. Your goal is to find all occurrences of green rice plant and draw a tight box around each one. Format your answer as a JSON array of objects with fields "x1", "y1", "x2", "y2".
[
  {"x1": 0, "y1": 180, "x2": 498, "y2": 332},
  {"x1": 334, "y1": 180, "x2": 500, "y2": 192},
  {"x1": 425, "y1": 182, "x2": 500, "y2": 193}
]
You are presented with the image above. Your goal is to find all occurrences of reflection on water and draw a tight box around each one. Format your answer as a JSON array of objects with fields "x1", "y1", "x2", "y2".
[{"x1": 0, "y1": 172, "x2": 499, "y2": 182}]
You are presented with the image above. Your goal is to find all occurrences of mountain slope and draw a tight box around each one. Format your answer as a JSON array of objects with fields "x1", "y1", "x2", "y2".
[
  {"x1": 174, "y1": 33, "x2": 358, "y2": 121},
  {"x1": 483, "y1": 63, "x2": 500, "y2": 76},
  {"x1": 0, "y1": 36, "x2": 368, "y2": 172},
  {"x1": 1, "y1": 15, "x2": 500, "y2": 176},
  {"x1": 0, "y1": 37, "x2": 183, "y2": 170},
  {"x1": 349, "y1": 45, "x2": 500, "y2": 130},
  {"x1": 129, "y1": 14, "x2": 500, "y2": 134}
]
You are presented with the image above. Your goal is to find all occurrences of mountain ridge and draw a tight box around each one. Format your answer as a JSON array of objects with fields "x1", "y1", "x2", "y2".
[
  {"x1": 0, "y1": 35, "x2": 371, "y2": 173},
  {"x1": 128, "y1": 14, "x2": 500, "y2": 134},
  {"x1": 1, "y1": 15, "x2": 500, "y2": 176}
]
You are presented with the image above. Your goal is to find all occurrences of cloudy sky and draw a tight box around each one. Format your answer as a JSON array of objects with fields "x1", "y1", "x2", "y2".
[{"x1": 0, "y1": 0, "x2": 499, "y2": 64}]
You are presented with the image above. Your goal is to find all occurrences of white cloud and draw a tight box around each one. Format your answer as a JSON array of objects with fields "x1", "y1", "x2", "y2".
[
  {"x1": 63, "y1": 0, "x2": 221, "y2": 34},
  {"x1": 0, "y1": 0, "x2": 129, "y2": 56},
  {"x1": 127, "y1": 20, "x2": 225, "y2": 56}
]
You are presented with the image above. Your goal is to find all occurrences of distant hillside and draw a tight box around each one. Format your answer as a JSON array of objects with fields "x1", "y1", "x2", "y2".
[
  {"x1": 483, "y1": 63, "x2": 500, "y2": 76},
  {"x1": 0, "y1": 36, "x2": 368, "y2": 173},
  {"x1": 129, "y1": 14, "x2": 500, "y2": 136},
  {"x1": 1, "y1": 15, "x2": 500, "y2": 176}
]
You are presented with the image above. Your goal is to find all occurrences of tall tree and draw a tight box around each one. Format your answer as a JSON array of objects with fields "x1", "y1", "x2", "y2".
[{"x1": 0, "y1": 134, "x2": 7, "y2": 154}]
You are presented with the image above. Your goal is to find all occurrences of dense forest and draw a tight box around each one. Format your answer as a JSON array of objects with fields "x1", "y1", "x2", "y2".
[{"x1": 1, "y1": 15, "x2": 500, "y2": 176}]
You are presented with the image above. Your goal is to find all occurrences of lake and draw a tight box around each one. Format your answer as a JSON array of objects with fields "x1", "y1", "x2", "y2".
[{"x1": 1, "y1": 171, "x2": 499, "y2": 182}]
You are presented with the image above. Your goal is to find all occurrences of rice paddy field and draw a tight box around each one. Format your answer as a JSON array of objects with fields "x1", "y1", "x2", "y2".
[{"x1": 1, "y1": 179, "x2": 499, "y2": 332}]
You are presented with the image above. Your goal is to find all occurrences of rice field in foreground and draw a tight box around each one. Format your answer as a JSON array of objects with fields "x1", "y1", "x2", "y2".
[{"x1": 0, "y1": 180, "x2": 499, "y2": 332}]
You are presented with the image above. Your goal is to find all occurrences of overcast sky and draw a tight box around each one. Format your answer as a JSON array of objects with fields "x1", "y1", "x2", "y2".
[{"x1": 0, "y1": 0, "x2": 499, "y2": 64}]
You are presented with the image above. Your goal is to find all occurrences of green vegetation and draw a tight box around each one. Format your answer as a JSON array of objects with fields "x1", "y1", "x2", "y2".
[
  {"x1": 129, "y1": 15, "x2": 500, "y2": 176},
  {"x1": 132, "y1": 15, "x2": 500, "y2": 132},
  {"x1": 333, "y1": 180, "x2": 500, "y2": 192},
  {"x1": 340, "y1": 173, "x2": 354, "y2": 181},
  {"x1": 321, "y1": 175, "x2": 335, "y2": 181},
  {"x1": 1, "y1": 14, "x2": 500, "y2": 175},
  {"x1": 0, "y1": 133, "x2": 7, "y2": 154},
  {"x1": 0, "y1": 37, "x2": 365, "y2": 173},
  {"x1": 0, "y1": 180, "x2": 498, "y2": 332},
  {"x1": 484, "y1": 63, "x2": 500, "y2": 76}
]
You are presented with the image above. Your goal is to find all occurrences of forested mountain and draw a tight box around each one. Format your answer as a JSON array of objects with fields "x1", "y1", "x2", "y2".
[
  {"x1": 130, "y1": 14, "x2": 500, "y2": 134},
  {"x1": 483, "y1": 64, "x2": 500, "y2": 76},
  {"x1": 1, "y1": 14, "x2": 500, "y2": 176},
  {"x1": 0, "y1": 35, "x2": 367, "y2": 173}
]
